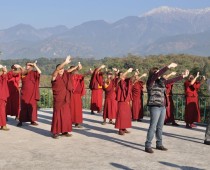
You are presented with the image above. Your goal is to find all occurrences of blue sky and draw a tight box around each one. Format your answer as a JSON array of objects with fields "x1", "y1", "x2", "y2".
[{"x1": 1, "y1": 0, "x2": 210, "y2": 29}]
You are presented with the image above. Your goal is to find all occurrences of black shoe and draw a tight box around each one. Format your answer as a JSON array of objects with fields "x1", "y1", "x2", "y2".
[
  {"x1": 91, "y1": 111, "x2": 95, "y2": 115},
  {"x1": 156, "y1": 146, "x2": 168, "y2": 151},
  {"x1": 204, "y1": 140, "x2": 210, "y2": 145},
  {"x1": 145, "y1": 148, "x2": 154, "y2": 153}
]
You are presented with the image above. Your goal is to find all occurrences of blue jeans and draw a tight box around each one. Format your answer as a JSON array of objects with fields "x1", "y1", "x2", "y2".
[{"x1": 145, "y1": 106, "x2": 166, "y2": 148}]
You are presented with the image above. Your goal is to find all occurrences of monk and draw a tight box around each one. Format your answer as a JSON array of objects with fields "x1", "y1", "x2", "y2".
[
  {"x1": 102, "y1": 71, "x2": 117, "y2": 125},
  {"x1": 163, "y1": 72, "x2": 179, "y2": 126},
  {"x1": 184, "y1": 72, "x2": 205, "y2": 128},
  {"x1": 0, "y1": 65, "x2": 9, "y2": 130},
  {"x1": 6, "y1": 65, "x2": 21, "y2": 120},
  {"x1": 17, "y1": 61, "x2": 41, "y2": 127},
  {"x1": 115, "y1": 68, "x2": 133, "y2": 135},
  {"x1": 51, "y1": 56, "x2": 72, "y2": 139},
  {"x1": 68, "y1": 62, "x2": 86, "y2": 128},
  {"x1": 89, "y1": 65, "x2": 105, "y2": 114},
  {"x1": 131, "y1": 70, "x2": 147, "y2": 122}
]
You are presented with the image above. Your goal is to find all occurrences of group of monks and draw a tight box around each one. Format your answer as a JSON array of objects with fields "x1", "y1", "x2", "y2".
[
  {"x1": 89, "y1": 63, "x2": 205, "y2": 135},
  {"x1": 0, "y1": 55, "x2": 207, "y2": 141},
  {"x1": 0, "y1": 62, "x2": 41, "y2": 130}
]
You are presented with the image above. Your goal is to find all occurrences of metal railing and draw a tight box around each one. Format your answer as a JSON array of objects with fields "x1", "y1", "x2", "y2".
[{"x1": 38, "y1": 87, "x2": 210, "y2": 123}]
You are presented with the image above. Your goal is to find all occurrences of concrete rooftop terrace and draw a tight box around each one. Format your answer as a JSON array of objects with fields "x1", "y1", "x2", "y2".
[{"x1": 0, "y1": 109, "x2": 209, "y2": 170}]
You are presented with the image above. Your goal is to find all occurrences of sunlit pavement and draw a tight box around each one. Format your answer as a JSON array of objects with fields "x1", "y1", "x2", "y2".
[{"x1": 0, "y1": 108, "x2": 209, "y2": 170}]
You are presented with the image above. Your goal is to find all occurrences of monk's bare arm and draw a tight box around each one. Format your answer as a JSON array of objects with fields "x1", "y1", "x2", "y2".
[
  {"x1": 57, "y1": 55, "x2": 72, "y2": 71},
  {"x1": 33, "y1": 63, "x2": 42, "y2": 74},
  {"x1": 121, "y1": 68, "x2": 133, "y2": 80},
  {"x1": 51, "y1": 55, "x2": 72, "y2": 81},
  {"x1": 13, "y1": 64, "x2": 27, "y2": 75},
  {"x1": 95, "y1": 65, "x2": 105, "y2": 74},
  {"x1": 164, "y1": 72, "x2": 176, "y2": 79},
  {"x1": 190, "y1": 72, "x2": 199, "y2": 85}
]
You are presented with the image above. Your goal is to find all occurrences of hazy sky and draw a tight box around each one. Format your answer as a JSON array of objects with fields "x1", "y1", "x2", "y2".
[{"x1": 1, "y1": 0, "x2": 210, "y2": 29}]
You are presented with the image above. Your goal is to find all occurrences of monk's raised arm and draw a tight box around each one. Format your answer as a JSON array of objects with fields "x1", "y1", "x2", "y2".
[
  {"x1": 121, "y1": 68, "x2": 133, "y2": 80},
  {"x1": 190, "y1": 72, "x2": 199, "y2": 85}
]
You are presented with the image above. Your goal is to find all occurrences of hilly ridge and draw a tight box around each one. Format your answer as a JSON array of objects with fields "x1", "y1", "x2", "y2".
[{"x1": 0, "y1": 6, "x2": 210, "y2": 59}]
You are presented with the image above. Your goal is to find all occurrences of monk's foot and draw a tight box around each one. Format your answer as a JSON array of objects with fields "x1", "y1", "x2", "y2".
[
  {"x1": 132, "y1": 119, "x2": 138, "y2": 122},
  {"x1": 61, "y1": 132, "x2": 72, "y2": 137},
  {"x1": 15, "y1": 117, "x2": 19, "y2": 121},
  {"x1": 31, "y1": 122, "x2": 38, "y2": 126},
  {"x1": 101, "y1": 121, "x2": 106, "y2": 125},
  {"x1": 172, "y1": 122, "x2": 179, "y2": 126},
  {"x1": 190, "y1": 123, "x2": 197, "y2": 128},
  {"x1": 17, "y1": 122, "x2": 22, "y2": 127},
  {"x1": 97, "y1": 110, "x2": 102, "y2": 114},
  {"x1": 1, "y1": 126, "x2": 10, "y2": 131},
  {"x1": 123, "y1": 129, "x2": 130, "y2": 134},
  {"x1": 137, "y1": 119, "x2": 142, "y2": 122},
  {"x1": 185, "y1": 124, "x2": 192, "y2": 129},
  {"x1": 118, "y1": 130, "x2": 125, "y2": 136},
  {"x1": 52, "y1": 134, "x2": 59, "y2": 139},
  {"x1": 109, "y1": 120, "x2": 115, "y2": 125},
  {"x1": 91, "y1": 111, "x2": 95, "y2": 115},
  {"x1": 75, "y1": 124, "x2": 83, "y2": 128}
]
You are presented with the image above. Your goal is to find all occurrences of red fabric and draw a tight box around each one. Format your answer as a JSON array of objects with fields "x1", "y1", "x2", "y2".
[
  {"x1": 0, "y1": 74, "x2": 9, "y2": 101},
  {"x1": 90, "y1": 89, "x2": 103, "y2": 112},
  {"x1": 51, "y1": 72, "x2": 72, "y2": 134},
  {"x1": 0, "y1": 74, "x2": 9, "y2": 126},
  {"x1": 165, "y1": 83, "x2": 175, "y2": 123},
  {"x1": 184, "y1": 80, "x2": 201, "y2": 123},
  {"x1": 70, "y1": 93, "x2": 83, "y2": 124},
  {"x1": 115, "y1": 78, "x2": 132, "y2": 129},
  {"x1": 103, "y1": 80, "x2": 117, "y2": 119},
  {"x1": 0, "y1": 100, "x2": 6, "y2": 126},
  {"x1": 116, "y1": 78, "x2": 133, "y2": 102},
  {"x1": 89, "y1": 69, "x2": 104, "y2": 112},
  {"x1": 89, "y1": 69, "x2": 103, "y2": 90},
  {"x1": 19, "y1": 71, "x2": 40, "y2": 122},
  {"x1": 132, "y1": 81, "x2": 144, "y2": 120},
  {"x1": 6, "y1": 71, "x2": 21, "y2": 117},
  {"x1": 115, "y1": 102, "x2": 132, "y2": 129},
  {"x1": 69, "y1": 73, "x2": 85, "y2": 124}
]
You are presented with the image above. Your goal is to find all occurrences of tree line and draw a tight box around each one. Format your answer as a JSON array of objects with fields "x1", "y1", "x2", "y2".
[{"x1": 1, "y1": 53, "x2": 210, "y2": 94}]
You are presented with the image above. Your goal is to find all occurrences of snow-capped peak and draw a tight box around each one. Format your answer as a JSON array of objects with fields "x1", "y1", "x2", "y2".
[{"x1": 142, "y1": 6, "x2": 210, "y2": 17}]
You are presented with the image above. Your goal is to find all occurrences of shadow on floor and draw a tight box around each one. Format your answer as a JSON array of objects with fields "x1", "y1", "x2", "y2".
[{"x1": 159, "y1": 161, "x2": 205, "y2": 170}]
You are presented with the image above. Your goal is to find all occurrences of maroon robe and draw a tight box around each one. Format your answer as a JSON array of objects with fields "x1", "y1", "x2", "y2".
[
  {"x1": 103, "y1": 80, "x2": 117, "y2": 120},
  {"x1": 6, "y1": 71, "x2": 21, "y2": 117},
  {"x1": 69, "y1": 73, "x2": 85, "y2": 124},
  {"x1": 115, "y1": 78, "x2": 132, "y2": 129},
  {"x1": 0, "y1": 74, "x2": 9, "y2": 126},
  {"x1": 165, "y1": 83, "x2": 176, "y2": 123},
  {"x1": 51, "y1": 71, "x2": 72, "y2": 134},
  {"x1": 184, "y1": 80, "x2": 201, "y2": 124},
  {"x1": 19, "y1": 71, "x2": 40, "y2": 122},
  {"x1": 89, "y1": 69, "x2": 103, "y2": 112},
  {"x1": 132, "y1": 81, "x2": 144, "y2": 120}
]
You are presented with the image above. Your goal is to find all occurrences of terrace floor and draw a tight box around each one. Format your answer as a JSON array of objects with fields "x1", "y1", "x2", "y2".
[{"x1": 0, "y1": 109, "x2": 209, "y2": 170}]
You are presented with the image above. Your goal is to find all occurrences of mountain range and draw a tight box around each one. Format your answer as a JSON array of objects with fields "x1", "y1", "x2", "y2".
[{"x1": 0, "y1": 6, "x2": 210, "y2": 59}]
